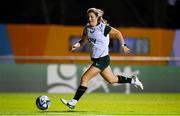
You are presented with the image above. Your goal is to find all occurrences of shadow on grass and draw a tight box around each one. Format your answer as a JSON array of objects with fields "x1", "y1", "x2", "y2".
[
  {"x1": 43, "y1": 110, "x2": 95, "y2": 113},
  {"x1": 38, "y1": 110, "x2": 100, "y2": 115}
]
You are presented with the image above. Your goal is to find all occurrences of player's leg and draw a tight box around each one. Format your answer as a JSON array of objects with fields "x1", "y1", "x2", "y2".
[
  {"x1": 100, "y1": 66, "x2": 143, "y2": 89},
  {"x1": 72, "y1": 65, "x2": 101, "y2": 102},
  {"x1": 60, "y1": 65, "x2": 101, "y2": 109},
  {"x1": 100, "y1": 66, "x2": 130, "y2": 84},
  {"x1": 80, "y1": 65, "x2": 101, "y2": 87}
]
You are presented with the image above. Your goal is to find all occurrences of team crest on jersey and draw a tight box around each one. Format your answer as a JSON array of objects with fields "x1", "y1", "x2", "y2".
[{"x1": 90, "y1": 30, "x2": 95, "y2": 33}]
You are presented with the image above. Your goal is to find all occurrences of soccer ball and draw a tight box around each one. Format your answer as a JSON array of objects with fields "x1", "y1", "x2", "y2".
[{"x1": 36, "y1": 95, "x2": 51, "y2": 110}]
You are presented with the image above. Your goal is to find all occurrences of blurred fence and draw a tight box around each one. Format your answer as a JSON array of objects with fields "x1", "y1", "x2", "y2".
[{"x1": 1, "y1": 55, "x2": 180, "y2": 61}]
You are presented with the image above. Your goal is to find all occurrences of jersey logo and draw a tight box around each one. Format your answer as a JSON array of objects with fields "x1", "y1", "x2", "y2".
[{"x1": 90, "y1": 30, "x2": 95, "y2": 33}]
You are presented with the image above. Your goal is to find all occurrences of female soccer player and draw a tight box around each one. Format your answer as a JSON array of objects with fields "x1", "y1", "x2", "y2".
[{"x1": 61, "y1": 8, "x2": 143, "y2": 109}]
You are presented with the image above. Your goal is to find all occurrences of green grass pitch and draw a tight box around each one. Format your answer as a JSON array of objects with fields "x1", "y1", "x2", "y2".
[{"x1": 0, "y1": 93, "x2": 180, "y2": 116}]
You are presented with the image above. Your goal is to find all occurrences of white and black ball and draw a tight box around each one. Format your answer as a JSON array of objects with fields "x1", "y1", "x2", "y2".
[{"x1": 36, "y1": 95, "x2": 51, "y2": 110}]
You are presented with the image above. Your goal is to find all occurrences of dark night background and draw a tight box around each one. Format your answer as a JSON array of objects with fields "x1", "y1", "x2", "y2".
[{"x1": 0, "y1": 0, "x2": 180, "y2": 28}]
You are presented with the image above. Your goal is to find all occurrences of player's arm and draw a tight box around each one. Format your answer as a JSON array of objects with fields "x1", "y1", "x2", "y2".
[
  {"x1": 70, "y1": 28, "x2": 87, "y2": 52},
  {"x1": 109, "y1": 27, "x2": 130, "y2": 54}
]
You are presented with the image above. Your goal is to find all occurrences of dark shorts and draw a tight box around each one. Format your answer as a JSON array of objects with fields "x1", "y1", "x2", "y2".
[{"x1": 91, "y1": 55, "x2": 110, "y2": 71}]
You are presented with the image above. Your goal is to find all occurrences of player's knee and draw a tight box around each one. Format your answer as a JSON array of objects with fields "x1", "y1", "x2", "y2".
[{"x1": 107, "y1": 80, "x2": 116, "y2": 85}]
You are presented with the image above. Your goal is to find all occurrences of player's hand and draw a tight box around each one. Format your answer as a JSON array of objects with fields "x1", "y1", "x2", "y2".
[
  {"x1": 70, "y1": 42, "x2": 80, "y2": 52},
  {"x1": 122, "y1": 46, "x2": 130, "y2": 54}
]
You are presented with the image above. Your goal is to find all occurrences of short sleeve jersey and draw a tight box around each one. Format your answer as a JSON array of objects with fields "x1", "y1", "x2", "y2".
[{"x1": 84, "y1": 22, "x2": 111, "y2": 58}]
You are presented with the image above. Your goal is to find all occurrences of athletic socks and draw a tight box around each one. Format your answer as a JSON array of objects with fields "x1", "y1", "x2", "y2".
[
  {"x1": 69, "y1": 77, "x2": 132, "y2": 106},
  {"x1": 117, "y1": 75, "x2": 132, "y2": 83},
  {"x1": 68, "y1": 99, "x2": 77, "y2": 106},
  {"x1": 71, "y1": 76, "x2": 132, "y2": 105},
  {"x1": 73, "y1": 85, "x2": 87, "y2": 102}
]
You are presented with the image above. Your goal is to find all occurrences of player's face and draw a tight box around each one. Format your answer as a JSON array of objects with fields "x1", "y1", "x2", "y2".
[{"x1": 87, "y1": 12, "x2": 98, "y2": 27}]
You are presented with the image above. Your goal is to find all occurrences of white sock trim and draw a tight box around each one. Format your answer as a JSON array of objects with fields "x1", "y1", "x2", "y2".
[
  {"x1": 131, "y1": 78, "x2": 135, "y2": 84},
  {"x1": 71, "y1": 99, "x2": 77, "y2": 105}
]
